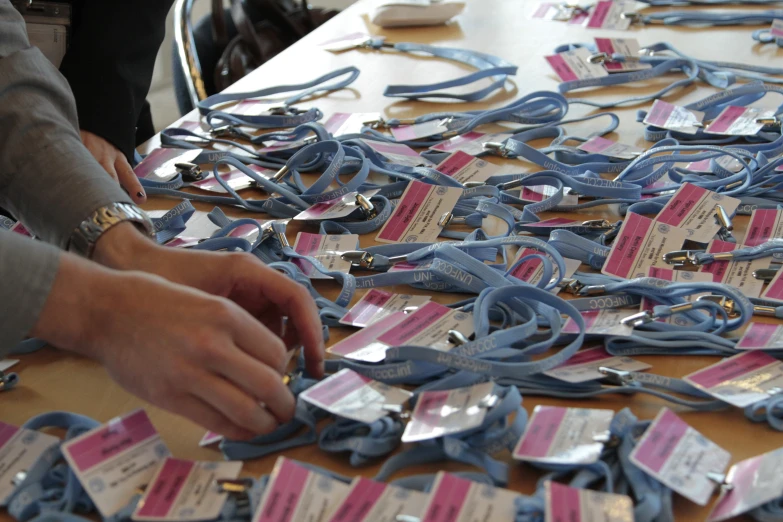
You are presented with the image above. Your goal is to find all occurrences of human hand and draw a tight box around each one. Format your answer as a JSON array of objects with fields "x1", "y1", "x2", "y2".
[
  {"x1": 81, "y1": 130, "x2": 146, "y2": 204},
  {"x1": 32, "y1": 253, "x2": 296, "y2": 439},
  {"x1": 92, "y1": 223, "x2": 325, "y2": 378}
]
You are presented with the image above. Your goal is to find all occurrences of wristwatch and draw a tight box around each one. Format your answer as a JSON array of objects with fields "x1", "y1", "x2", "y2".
[{"x1": 68, "y1": 202, "x2": 155, "y2": 258}]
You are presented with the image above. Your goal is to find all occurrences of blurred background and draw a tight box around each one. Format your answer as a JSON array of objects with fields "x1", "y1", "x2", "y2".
[{"x1": 147, "y1": 0, "x2": 357, "y2": 131}]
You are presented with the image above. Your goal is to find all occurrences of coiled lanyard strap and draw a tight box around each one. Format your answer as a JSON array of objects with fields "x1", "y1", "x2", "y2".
[
  {"x1": 627, "y1": 9, "x2": 783, "y2": 26},
  {"x1": 362, "y1": 38, "x2": 518, "y2": 101},
  {"x1": 198, "y1": 67, "x2": 359, "y2": 131}
]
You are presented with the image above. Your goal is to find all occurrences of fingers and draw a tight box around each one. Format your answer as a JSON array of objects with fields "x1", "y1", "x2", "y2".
[
  {"x1": 252, "y1": 267, "x2": 325, "y2": 377},
  {"x1": 220, "y1": 304, "x2": 289, "y2": 374},
  {"x1": 211, "y1": 346, "x2": 296, "y2": 422},
  {"x1": 191, "y1": 372, "x2": 284, "y2": 434},
  {"x1": 171, "y1": 394, "x2": 256, "y2": 440},
  {"x1": 100, "y1": 159, "x2": 119, "y2": 182},
  {"x1": 115, "y1": 155, "x2": 146, "y2": 204}
]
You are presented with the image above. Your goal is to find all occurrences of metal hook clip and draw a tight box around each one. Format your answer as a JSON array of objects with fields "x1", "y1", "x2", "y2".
[
  {"x1": 714, "y1": 205, "x2": 734, "y2": 242},
  {"x1": 447, "y1": 330, "x2": 470, "y2": 346},
  {"x1": 463, "y1": 181, "x2": 487, "y2": 188},
  {"x1": 438, "y1": 212, "x2": 467, "y2": 228},
  {"x1": 558, "y1": 278, "x2": 585, "y2": 295},
  {"x1": 620, "y1": 11, "x2": 643, "y2": 23},
  {"x1": 175, "y1": 162, "x2": 205, "y2": 182},
  {"x1": 620, "y1": 311, "x2": 654, "y2": 328},
  {"x1": 216, "y1": 477, "x2": 255, "y2": 495},
  {"x1": 599, "y1": 367, "x2": 635, "y2": 385},
  {"x1": 497, "y1": 178, "x2": 525, "y2": 191},
  {"x1": 270, "y1": 165, "x2": 289, "y2": 183},
  {"x1": 755, "y1": 116, "x2": 781, "y2": 126},
  {"x1": 754, "y1": 267, "x2": 779, "y2": 282},
  {"x1": 662, "y1": 250, "x2": 702, "y2": 268},
  {"x1": 276, "y1": 229, "x2": 290, "y2": 249},
  {"x1": 355, "y1": 193, "x2": 377, "y2": 219},
  {"x1": 587, "y1": 52, "x2": 610, "y2": 64},
  {"x1": 577, "y1": 284, "x2": 607, "y2": 296},
  {"x1": 340, "y1": 250, "x2": 376, "y2": 269},
  {"x1": 381, "y1": 402, "x2": 412, "y2": 420},
  {"x1": 707, "y1": 473, "x2": 734, "y2": 492},
  {"x1": 582, "y1": 219, "x2": 614, "y2": 230},
  {"x1": 11, "y1": 470, "x2": 27, "y2": 487},
  {"x1": 482, "y1": 141, "x2": 511, "y2": 158}
]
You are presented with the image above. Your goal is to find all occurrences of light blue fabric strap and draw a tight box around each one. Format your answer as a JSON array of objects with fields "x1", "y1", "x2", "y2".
[
  {"x1": 628, "y1": 9, "x2": 783, "y2": 26},
  {"x1": 362, "y1": 39, "x2": 517, "y2": 101},
  {"x1": 197, "y1": 67, "x2": 360, "y2": 130}
]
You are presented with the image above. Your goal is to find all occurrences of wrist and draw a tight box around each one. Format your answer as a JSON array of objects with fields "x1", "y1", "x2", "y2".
[{"x1": 92, "y1": 221, "x2": 161, "y2": 271}]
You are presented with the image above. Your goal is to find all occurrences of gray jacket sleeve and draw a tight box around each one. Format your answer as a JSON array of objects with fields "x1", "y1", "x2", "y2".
[{"x1": 0, "y1": 0, "x2": 132, "y2": 354}]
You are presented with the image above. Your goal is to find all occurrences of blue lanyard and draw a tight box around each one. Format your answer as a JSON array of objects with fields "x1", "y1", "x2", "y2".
[
  {"x1": 360, "y1": 38, "x2": 518, "y2": 102},
  {"x1": 665, "y1": 238, "x2": 783, "y2": 267},
  {"x1": 197, "y1": 67, "x2": 359, "y2": 131},
  {"x1": 624, "y1": 9, "x2": 783, "y2": 26}
]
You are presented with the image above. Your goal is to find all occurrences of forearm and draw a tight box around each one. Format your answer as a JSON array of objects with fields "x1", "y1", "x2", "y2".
[
  {"x1": 0, "y1": 0, "x2": 131, "y2": 248},
  {"x1": 60, "y1": 0, "x2": 174, "y2": 159}
]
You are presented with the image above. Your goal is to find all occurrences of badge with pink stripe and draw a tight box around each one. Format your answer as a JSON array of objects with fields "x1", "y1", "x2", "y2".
[
  {"x1": 654, "y1": 183, "x2": 740, "y2": 243},
  {"x1": 360, "y1": 139, "x2": 434, "y2": 168},
  {"x1": 339, "y1": 289, "x2": 430, "y2": 328},
  {"x1": 325, "y1": 477, "x2": 427, "y2": 522},
  {"x1": 133, "y1": 458, "x2": 242, "y2": 521},
  {"x1": 328, "y1": 302, "x2": 474, "y2": 362},
  {"x1": 429, "y1": 131, "x2": 513, "y2": 155},
  {"x1": 191, "y1": 165, "x2": 273, "y2": 193},
  {"x1": 434, "y1": 151, "x2": 500, "y2": 185},
  {"x1": 737, "y1": 323, "x2": 783, "y2": 350},
  {"x1": 577, "y1": 135, "x2": 642, "y2": 160},
  {"x1": 543, "y1": 346, "x2": 651, "y2": 383},
  {"x1": 545, "y1": 481, "x2": 634, "y2": 522},
  {"x1": 513, "y1": 406, "x2": 613, "y2": 465},
  {"x1": 630, "y1": 408, "x2": 730, "y2": 506},
  {"x1": 0, "y1": 421, "x2": 60, "y2": 504},
  {"x1": 708, "y1": 447, "x2": 783, "y2": 521},
  {"x1": 253, "y1": 458, "x2": 350, "y2": 522},
  {"x1": 375, "y1": 181, "x2": 463, "y2": 244},
  {"x1": 772, "y1": 19, "x2": 783, "y2": 38},
  {"x1": 402, "y1": 382, "x2": 497, "y2": 442},
  {"x1": 291, "y1": 233, "x2": 358, "y2": 279},
  {"x1": 545, "y1": 48, "x2": 608, "y2": 82},
  {"x1": 743, "y1": 208, "x2": 783, "y2": 247},
  {"x1": 134, "y1": 148, "x2": 202, "y2": 182},
  {"x1": 643, "y1": 100, "x2": 705, "y2": 134},
  {"x1": 294, "y1": 190, "x2": 380, "y2": 221},
  {"x1": 760, "y1": 263, "x2": 783, "y2": 304},
  {"x1": 585, "y1": 1, "x2": 631, "y2": 30},
  {"x1": 299, "y1": 369, "x2": 412, "y2": 424},
  {"x1": 704, "y1": 106, "x2": 774, "y2": 136},
  {"x1": 61, "y1": 409, "x2": 170, "y2": 517},
  {"x1": 593, "y1": 38, "x2": 651, "y2": 73},
  {"x1": 391, "y1": 119, "x2": 450, "y2": 141},
  {"x1": 561, "y1": 309, "x2": 636, "y2": 337},
  {"x1": 601, "y1": 212, "x2": 689, "y2": 279},
  {"x1": 684, "y1": 351, "x2": 783, "y2": 408},
  {"x1": 419, "y1": 472, "x2": 521, "y2": 522}
]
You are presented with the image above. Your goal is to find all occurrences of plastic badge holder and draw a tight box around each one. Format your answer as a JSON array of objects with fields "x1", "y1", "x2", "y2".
[{"x1": 371, "y1": 0, "x2": 465, "y2": 28}]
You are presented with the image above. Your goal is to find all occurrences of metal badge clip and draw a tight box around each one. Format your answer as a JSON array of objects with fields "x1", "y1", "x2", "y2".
[
  {"x1": 587, "y1": 52, "x2": 610, "y2": 64},
  {"x1": 175, "y1": 162, "x2": 205, "y2": 182},
  {"x1": 438, "y1": 212, "x2": 467, "y2": 228},
  {"x1": 276, "y1": 229, "x2": 290, "y2": 249},
  {"x1": 355, "y1": 193, "x2": 377, "y2": 219},
  {"x1": 620, "y1": 11, "x2": 643, "y2": 22},
  {"x1": 270, "y1": 165, "x2": 289, "y2": 183},
  {"x1": 707, "y1": 472, "x2": 734, "y2": 492},
  {"x1": 11, "y1": 470, "x2": 27, "y2": 487},
  {"x1": 582, "y1": 219, "x2": 614, "y2": 230},
  {"x1": 463, "y1": 181, "x2": 487, "y2": 188},
  {"x1": 447, "y1": 330, "x2": 470, "y2": 346},
  {"x1": 577, "y1": 284, "x2": 607, "y2": 296},
  {"x1": 714, "y1": 205, "x2": 734, "y2": 242},
  {"x1": 216, "y1": 477, "x2": 255, "y2": 494},
  {"x1": 662, "y1": 250, "x2": 703, "y2": 268},
  {"x1": 754, "y1": 267, "x2": 779, "y2": 282},
  {"x1": 381, "y1": 402, "x2": 412, "y2": 421},
  {"x1": 558, "y1": 277, "x2": 585, "y2": 295},
  {"x1": 482, "y1": 141, "x2": 511, "y2": 158},
  {"x1": 697, "y1": 295, "x2": 738, "y2": 317},
  {"x1": 497, "y1": 178, "x2": 525, "y2": 191},
  {"x1": 620, "y1": 310, "x2": 654, "y2": 327},
  {"x1": 210, "y1": 125, "x2": 252, "y2": 141},
  {"x1": 599, "y1": 367, "x2": 635, "y2": 385},
  {"x1": 755, "y1": 116, "x2": 781, "y2": 126},
  {"x1": 340, "y1": 251, "x2": 376, "y2": 269}
]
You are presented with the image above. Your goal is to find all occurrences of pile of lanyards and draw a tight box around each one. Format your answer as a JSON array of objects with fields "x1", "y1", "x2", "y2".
[{"x1": 6, "y1": 2, "x2": 783, "y2": 521}]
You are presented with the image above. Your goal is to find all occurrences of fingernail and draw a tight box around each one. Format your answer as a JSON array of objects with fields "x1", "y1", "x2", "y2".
[{"x1": 137, "y1": 191, "x2": 145, "y2": 198}]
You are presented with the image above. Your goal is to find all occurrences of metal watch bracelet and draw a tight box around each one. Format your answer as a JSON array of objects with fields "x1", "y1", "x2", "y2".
[{"x1": 68, "y1": 202, "x2": 155, "y2": 258}]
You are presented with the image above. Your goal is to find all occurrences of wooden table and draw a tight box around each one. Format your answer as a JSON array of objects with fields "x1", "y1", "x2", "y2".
[{"x1": 5, "y1": 1, "x2": 783, "y2": 520}]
